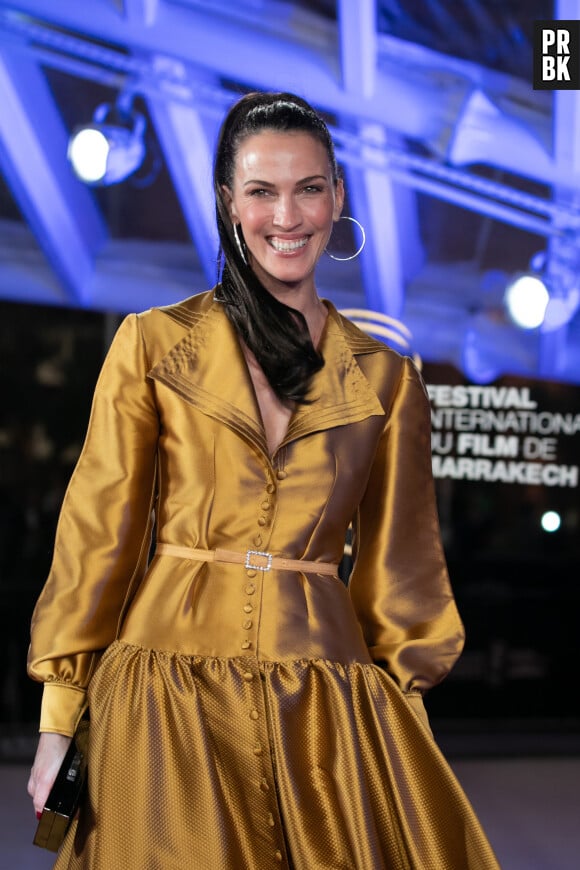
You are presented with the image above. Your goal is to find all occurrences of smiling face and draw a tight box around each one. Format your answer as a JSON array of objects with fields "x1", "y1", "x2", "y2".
[{"x1": 223, "y1": 130, "x2": 344, "y2": 299}]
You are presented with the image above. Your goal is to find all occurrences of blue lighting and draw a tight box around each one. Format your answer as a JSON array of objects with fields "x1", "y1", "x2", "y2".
[
  {"x1": 68, "y1": 103, "x2": 146, "y2": 186},
  {"x1": 504, "y1": 274, "x2": 549, "y2": 330}
]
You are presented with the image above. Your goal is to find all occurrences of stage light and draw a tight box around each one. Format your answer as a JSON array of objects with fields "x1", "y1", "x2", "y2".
[
  {"x1": 504, "y1": 273, "x2": 549, "y2": 329},
  {"x1": 541, "y1": 511, "x2": 561, "y2": 533},
  {"x1": 68, "y1": 102, "x2": 146, "y2": 186}
]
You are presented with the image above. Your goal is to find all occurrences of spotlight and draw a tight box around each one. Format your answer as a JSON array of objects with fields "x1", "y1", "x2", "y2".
[
  {"x1": 504, "y1": 273, "x2": 549, "y2": 329},
  {"x1": 68, "y1": 102, "x2": 146, "y2": 186},
  {"x1": 541, "y1": 511, "x2": 561, "y2": 533}
]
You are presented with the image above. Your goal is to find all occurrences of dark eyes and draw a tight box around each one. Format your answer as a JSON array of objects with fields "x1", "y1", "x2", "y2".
[{"x1": 248, "y1": 185, "x2": 324, "y2": 197}]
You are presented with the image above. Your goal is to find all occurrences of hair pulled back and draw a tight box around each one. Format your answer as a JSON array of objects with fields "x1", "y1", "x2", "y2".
[{"x1": 213, "y1": 91, "x2": 340, "y2": 404}]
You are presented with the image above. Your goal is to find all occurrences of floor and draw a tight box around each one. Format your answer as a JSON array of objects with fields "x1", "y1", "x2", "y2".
[{"x1": 1, "y1": 757, "x2": 579, "y2": 869}]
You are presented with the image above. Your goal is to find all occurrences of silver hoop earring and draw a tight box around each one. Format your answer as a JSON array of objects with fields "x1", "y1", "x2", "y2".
[
  {"x1": 325, "y1": 216, "x2": 366, "y2": 262},
  {"x1": 233, "y1": 223, "x2": 248, "y2": 265}
]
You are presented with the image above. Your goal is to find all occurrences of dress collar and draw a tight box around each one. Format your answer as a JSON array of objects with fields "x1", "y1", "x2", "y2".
[{"x1": 148, "y1": 291, "x2": 386, "y2": 460}]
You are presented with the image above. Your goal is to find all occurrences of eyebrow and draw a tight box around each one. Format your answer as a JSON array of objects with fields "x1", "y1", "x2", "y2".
[{"x1": 243, "y1": 174, "x2": 328, "y2": 188}]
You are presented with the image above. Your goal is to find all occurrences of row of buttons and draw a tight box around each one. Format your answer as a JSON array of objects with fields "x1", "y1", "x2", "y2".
[
  {"x1": 242, "y1": 671, "x2": 284, "y2": 865},
  {"x1": 241, "y1": 575, "x2": 256, "y2": 650},
  {"x1": 238, "y1": 470, "x2": 283, "y2": 650},
  {"x1": 241, "y1": 470, "x2": 285, "y2": 865}
]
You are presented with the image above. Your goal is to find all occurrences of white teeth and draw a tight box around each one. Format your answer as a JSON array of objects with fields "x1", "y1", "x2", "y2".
[{"x1": 270, "y1": 237, "x2": 308, "y2": 252}]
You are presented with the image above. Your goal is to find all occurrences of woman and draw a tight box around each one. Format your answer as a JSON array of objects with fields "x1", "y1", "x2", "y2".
[{"x1": 28, "y1": 92, "x2": 500, "y2": 869}]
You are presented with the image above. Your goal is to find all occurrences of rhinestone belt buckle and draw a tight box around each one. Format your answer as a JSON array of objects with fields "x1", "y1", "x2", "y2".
[{"x1": 245, "y1": 550, "x2": 273, "y2": 572}]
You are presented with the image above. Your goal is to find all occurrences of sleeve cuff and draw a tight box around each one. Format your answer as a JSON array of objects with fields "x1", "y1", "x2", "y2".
[
  {"x1": 39, "y1": 683, "x2": 88, "y2": 737},
  {"x1": 404, "y1": 692, "x2": 433, "y2": 738}
]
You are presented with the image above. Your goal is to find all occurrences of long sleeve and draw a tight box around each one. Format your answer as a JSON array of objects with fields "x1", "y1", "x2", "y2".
[
  {"x1": 349, "y1": 355, "x2": 464, "y2": 719},
  {"x1": 28, "y1": 313, "x2": 159, "y2": 736}
]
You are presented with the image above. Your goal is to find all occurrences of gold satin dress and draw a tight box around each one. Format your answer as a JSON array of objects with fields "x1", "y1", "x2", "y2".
[{"x1": 28, "y1": 290, "x2": 500, "y2": 869}]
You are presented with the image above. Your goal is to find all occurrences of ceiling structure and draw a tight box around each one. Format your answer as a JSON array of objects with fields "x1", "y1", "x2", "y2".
[{"x1": 0, "y1": 0, "x2": 579, "y2": 384}]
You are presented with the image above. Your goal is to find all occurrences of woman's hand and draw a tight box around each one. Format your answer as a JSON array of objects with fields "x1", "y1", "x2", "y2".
[{"x1": 28, "y1": 732, "x2": 72, "y2": 818}]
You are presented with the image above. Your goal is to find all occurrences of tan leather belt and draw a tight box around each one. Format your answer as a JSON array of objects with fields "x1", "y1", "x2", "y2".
[{"x1": 156, "y1": 543, "x2": 338, "y2": 576}]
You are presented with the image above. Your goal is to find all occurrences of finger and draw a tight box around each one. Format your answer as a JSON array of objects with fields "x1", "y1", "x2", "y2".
[
  {"x1": 34, "y1": 795, "x2": 47, "y2": 817},
  {"x1": 30, "y1": 773, "x2": 51, "y2": 817}
]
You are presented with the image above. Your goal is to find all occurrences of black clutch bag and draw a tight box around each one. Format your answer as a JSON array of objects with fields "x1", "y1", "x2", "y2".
[{"x1": 33, "y1": 713, "x2": 89, "y2": 852}]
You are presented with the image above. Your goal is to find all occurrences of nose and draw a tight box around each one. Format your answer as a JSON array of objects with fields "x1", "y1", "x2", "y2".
[{"x1": 272, "y1": 194, "x2": 301, "y2": 229}]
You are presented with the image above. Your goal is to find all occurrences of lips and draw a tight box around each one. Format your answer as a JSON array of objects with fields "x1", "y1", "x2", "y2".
[{"x1": 268, "y1": 236, "x2": 309, "y2": 253}]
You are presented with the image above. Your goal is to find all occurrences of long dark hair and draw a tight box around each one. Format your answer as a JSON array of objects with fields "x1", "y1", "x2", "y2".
[{"x1": 213, "y1": 91, "x2": 340, "y2": 404}]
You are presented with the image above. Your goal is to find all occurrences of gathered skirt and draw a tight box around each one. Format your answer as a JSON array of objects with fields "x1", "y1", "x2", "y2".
[{"x1": 54, "y1": 640, "x2": 500, "y2": 869}]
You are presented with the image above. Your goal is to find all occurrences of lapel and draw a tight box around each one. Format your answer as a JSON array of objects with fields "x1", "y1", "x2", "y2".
[
  {"x1": 148, "y1": 293, "x2": 386, "y2": 460},
  {"x1": 282, "y1": 302, "x2": 385, "y2": 449},
  {"x1": 148, "y1": 294, "x2": 266, "y2": 456}
]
